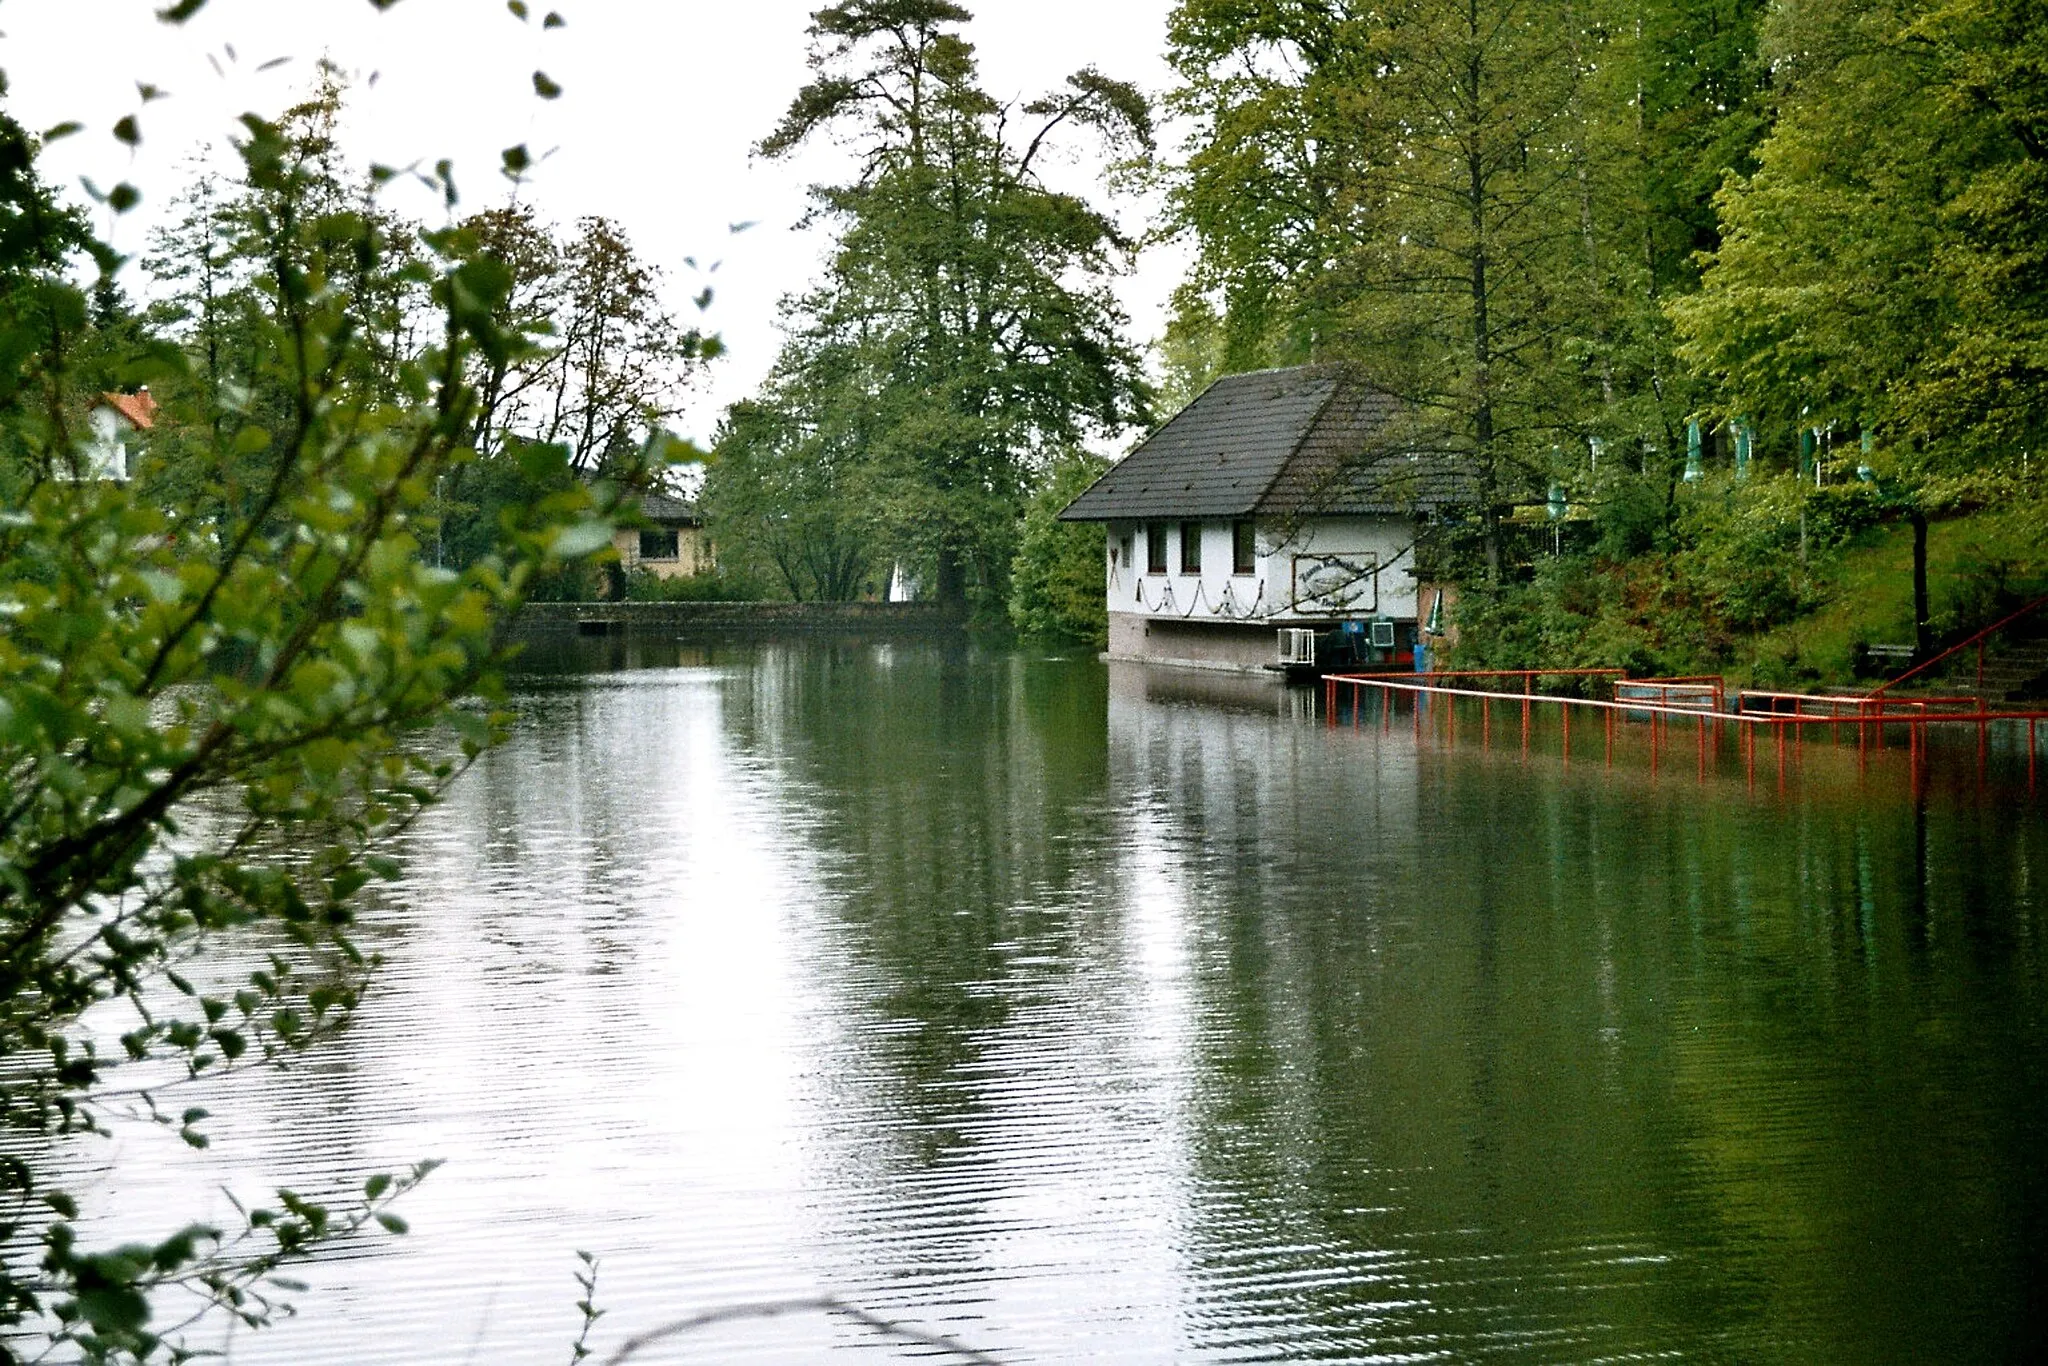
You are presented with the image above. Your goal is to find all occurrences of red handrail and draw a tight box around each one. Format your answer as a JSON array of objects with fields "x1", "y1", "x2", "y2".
[{"x1": 1872, "y1": 593, "x2": 2048, "y2": 697}]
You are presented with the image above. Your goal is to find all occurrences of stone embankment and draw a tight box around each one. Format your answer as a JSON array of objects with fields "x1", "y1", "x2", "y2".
[{"x1": 506, "y1": 601, "x2": 967, "y2": 644}]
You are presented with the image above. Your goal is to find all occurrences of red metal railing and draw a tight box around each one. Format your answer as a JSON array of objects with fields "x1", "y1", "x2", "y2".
[
  {"x1": 1324, "y1": 667, "x2": 2048, "y2": 789},
  {"x1": 1871, "y1": 592, "x2": 2048, "y2": 698}
]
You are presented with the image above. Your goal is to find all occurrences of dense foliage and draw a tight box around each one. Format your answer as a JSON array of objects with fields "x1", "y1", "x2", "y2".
[
  {"x1": 1158, "y1": 0, "x2": 2043, "y2": 670},
  {"x1": 0, "y1": 12, "x2": 635, "y2": 1356},
  {"x1": 1007, "y1": 455, "x2": 1111, "y2": 644}
]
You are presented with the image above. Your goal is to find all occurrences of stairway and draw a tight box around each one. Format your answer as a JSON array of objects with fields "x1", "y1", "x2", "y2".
[
  {"x1": 1969, "y1": 638, "x2": 2048, "y2": 702},
  {"x1": 1877, "y1": 595, "x2": 2048, "y2": 703},
  {"x1": 1889, "y1": 618, "x2": 2048, "y2": 703}
]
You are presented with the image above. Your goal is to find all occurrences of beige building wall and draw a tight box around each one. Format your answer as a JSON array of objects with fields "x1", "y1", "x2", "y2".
[{"x1": 613, "y1": 524, "x2": 713, "y2": 579}]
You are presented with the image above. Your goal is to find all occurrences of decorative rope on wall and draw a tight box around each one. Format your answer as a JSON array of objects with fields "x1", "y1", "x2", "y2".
[{"x1": 1134, "y1": 577, "x2": 1269, "y2": 621}]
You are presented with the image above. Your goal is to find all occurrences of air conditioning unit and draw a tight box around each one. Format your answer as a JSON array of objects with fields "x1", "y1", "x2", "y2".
[{"x1": 1278, "y1": 628, "x2": 1317, "y2": 666}]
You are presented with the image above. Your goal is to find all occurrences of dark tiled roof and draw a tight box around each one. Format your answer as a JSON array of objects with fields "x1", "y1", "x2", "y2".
[
  {"x1": 1058, "y1": 364, "x2": 1475, "y2": 522},
  {"x1": 1262, "y1": 380, "x2": 1478, "y2": 516},
  {"x1": 635, "y1": 490, "x2": 701, "y2": 526}
]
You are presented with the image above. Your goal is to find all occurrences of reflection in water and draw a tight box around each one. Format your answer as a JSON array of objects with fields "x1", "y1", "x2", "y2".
[{"x1": 43, "y1": 643, "x2": 2047, "y2": 1363}]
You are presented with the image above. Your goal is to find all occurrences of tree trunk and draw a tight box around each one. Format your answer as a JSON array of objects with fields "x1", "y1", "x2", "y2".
[
  {"x1": 934, "y1": 545, "x2": 968, "y2": 608},
  {"x1": 1912, "y1": 511, "x2": 1931, "y2": 659}
]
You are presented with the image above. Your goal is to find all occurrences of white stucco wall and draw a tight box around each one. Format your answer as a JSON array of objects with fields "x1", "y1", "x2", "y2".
[
  {"x1": 81, "y1": 407, "x2": 130, "y2": 482},
  {"x1": 1103, "y1": 515, "x2": 1419, "y2": 625}
]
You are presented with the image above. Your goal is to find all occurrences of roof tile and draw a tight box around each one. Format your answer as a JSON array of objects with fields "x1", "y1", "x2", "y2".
[{"x1": 1059, "y1": 365, "x2": 1474, "y2": 522}]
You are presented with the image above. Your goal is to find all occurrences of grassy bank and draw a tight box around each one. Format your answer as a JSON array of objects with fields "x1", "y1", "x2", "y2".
[{"x1": 1449, "y1": 479, "x2": 2048, "y2": 691}]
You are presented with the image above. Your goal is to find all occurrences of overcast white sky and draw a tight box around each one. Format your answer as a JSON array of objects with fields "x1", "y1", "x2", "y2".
[{"x1": 0, "y1": 0, "x2": 1190, "y2": 444}]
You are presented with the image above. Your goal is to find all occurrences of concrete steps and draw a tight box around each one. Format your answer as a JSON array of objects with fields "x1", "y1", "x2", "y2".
[
  {"x1": 1971, "y1": 639, "x2": 2048, "y2": 702},
  {"x1": 1883, "y1": 610, "x2": 2048, "y2": 704},
  {"x1": 1918, "y1": 634, "x2": 2048, "y2": 703}
]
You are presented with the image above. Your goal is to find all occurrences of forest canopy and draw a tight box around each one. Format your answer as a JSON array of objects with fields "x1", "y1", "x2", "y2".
[{"x1": 695, "y1": 0, "x2": 2042, "y2": 661}]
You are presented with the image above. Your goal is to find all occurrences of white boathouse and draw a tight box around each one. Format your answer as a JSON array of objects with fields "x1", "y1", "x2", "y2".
[{"x1": 1059, "y1": 365, "x2": 1471, "y2": 674}]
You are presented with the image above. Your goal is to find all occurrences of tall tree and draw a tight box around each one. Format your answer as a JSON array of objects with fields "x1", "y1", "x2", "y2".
[
  {"x1": 1677, "y1": 0, "x2": 2048, "y2": 467},
  {"x1": 1166, "y1": 0, "x2": 1778, "y2": 563},
  {"x1": 454, "y1": 202, "x2": 563, "y2": 456},
  {"x1": 542, "y1": 216, "x2": 700, "y2": 469},
  {"x1": 1170, "y1": 0, "x2": 1606, "y2": 571},
  {"x1": 742, "y1": 0, "x2": 1153, "y2": 611}
]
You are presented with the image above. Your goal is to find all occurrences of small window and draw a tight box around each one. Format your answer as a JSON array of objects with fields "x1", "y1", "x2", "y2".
[
  {"x1": 1118, "y1": 530, "x2": 1135, "y2": 570},
  {"x1": 639, "y1": 528, "x2": 680, "y2": 561},
  {"x1": 1146, "y1": 522, "x2": 1169, "y2": 574},
  {"x1": 1232, "y1": 520, "x2": 1256, "y2": 575},
  {"x1": 1180, "y1": 520, "x2": 1202, "y2": 575}
]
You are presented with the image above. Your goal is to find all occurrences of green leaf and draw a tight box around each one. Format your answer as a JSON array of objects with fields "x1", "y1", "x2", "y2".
[
  {"x1": 374, "y1": 1212, "x2": 409, "y2": 1235},
  {"x1": 139, "y1": 570, "x2": 184, "y2": 604},
  {"x1": 156, "y1": 0, "x2": 208, "y2": 19},
  {"x1": 501, "y1": 144, "x2": 532, "y2": 177},
  {"x1": 514, "y1": 440, "x2": 570, "y2": 481},
  {"x1": 508, "y1": 0, "x2": 529, "y2": 16},
  {"x1": 549, "y1": 519, "x2": 615, "y2": 558},
  {"x1": 42, "y1": 121, "x2": 84, "y2": 143},
  {"x1": 113, "y1": 115, "x2": 141, "y2": 146},
  {"x1": 543, "y1": 10, "x2": 565, "y2": 27},
  {"x1": 77, "y1": 1286, "x2": 151, "y2": 1335},
  {"x1": 108, "y1": 183, "x2": 142, "y2": 213},
  {"x1": 533, "y1": 70, "x2": 563, "y2": 99},
  {"x1": 44, "y1": 1192, "x2": 79, "y2": 1219}
]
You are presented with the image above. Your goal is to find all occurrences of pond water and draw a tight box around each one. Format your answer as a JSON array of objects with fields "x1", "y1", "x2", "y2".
[{"x1": 59, "y1": 641, "x2": 2048, "y2": 1362}]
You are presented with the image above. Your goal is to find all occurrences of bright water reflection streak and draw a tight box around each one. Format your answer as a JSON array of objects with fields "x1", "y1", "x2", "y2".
[{"x1": 56, "y1": 641, "x2": 2048, "y2": 1362}]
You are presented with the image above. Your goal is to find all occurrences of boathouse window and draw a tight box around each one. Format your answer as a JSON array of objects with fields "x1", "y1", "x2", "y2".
[
  {"x1": 1180, "y1": 520, "x2": 1202, "y2": 574},
  {"x1": 1117, "y1": 530, "x2": 1135, "y2": 571},
  {"x1": 1232, "y1": 520, "x2": 1256, "y2": 575},
  {"x1": 639, "y1": 528, "x2": 680, "y2": 561},
  {"x1": 1146, "y1": 522, "x2": 1169, "y2": 574}
]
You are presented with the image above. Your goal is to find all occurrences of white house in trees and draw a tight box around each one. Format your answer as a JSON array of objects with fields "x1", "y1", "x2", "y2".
[
  {"x1": 1059, "y1": 365, "x2": 1471, "y2": 674},
  {"x1": 78, "y1": 389, "x2": 158, "y2": 481}
]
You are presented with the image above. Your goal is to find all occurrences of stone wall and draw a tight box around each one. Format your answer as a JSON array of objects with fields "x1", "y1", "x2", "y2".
[
  {"x1": 507, "y1": 601, "x2": 967, "y2": 643},
  {"x1": 1105, "y1": 612, "x2": 1283, "y2": 675}
]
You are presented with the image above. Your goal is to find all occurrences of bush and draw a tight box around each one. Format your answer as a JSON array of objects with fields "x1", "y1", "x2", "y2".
[
  {"x1": 1452, "y1": 473, "x2": 1898, "y2": 681},
  {"x1": 0, "y1": 57, "x2": 606, "y2": 1361},
  {"x1": 622, "y1": 567, "x2": 760, "y2": 601},
  {"x1": 1007, "y1": 456, "x2": 1109, "y2": 645}
]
